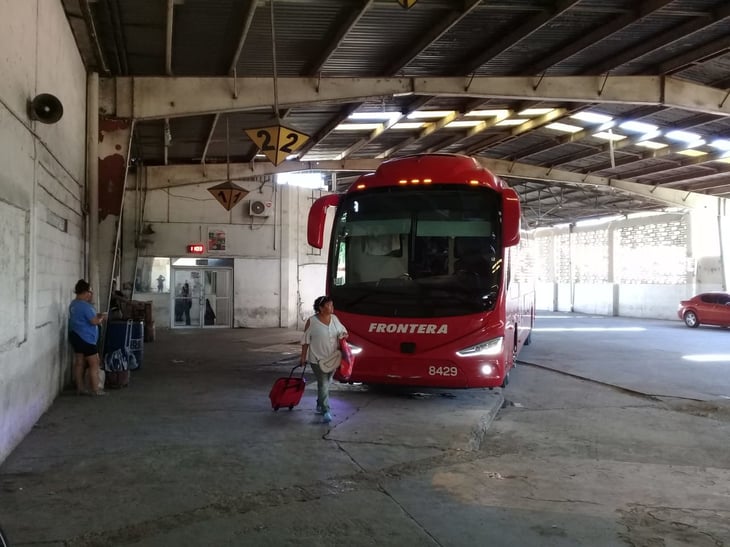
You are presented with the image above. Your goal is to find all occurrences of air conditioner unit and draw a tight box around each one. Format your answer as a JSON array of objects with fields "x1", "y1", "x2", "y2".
[{"x1": 249, "y1": 199, "x2": 272, "y2": 217}]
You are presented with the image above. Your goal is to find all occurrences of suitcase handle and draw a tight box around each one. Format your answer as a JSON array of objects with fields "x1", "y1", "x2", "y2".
[{"x1": 289, "y1": 363, "x2": 306, "y2": 379}]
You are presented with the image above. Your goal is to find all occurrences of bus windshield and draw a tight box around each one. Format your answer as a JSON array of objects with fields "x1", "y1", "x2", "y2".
[{"x1": 329, "y1": 185, "x2": 503, "y2": 318}]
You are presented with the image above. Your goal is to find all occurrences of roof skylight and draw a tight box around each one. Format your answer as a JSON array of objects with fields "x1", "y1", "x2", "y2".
[
  {"x1": 570, "y1": 112, "x2": 613, "y2": 124},
  {"x1": 445, "y1": 120, "x2": 484, "y2": 128},
  {"x1": 465, "y1": 109, "x2": 510, "y2": 118},
  {"x1": 334, "y1": 123, "x2": 383, "y2": 131},
  {"x1": 496, "y1": 118, "x2": 529, "y2": 126},
  {"x1": 593, "y1": 131, "x2": 626, "y2": 141},
  {"x1": 348, "y1": 112, "x2": 402, "y2": 121},
  {"x1": 519, "y1": 108, "x2": 555, "y2": 116},
  {"x1": 619, "y1": 121, "x2": 658, "y2": 133},
  {"x1": 636, "y1": 141, "x2": 667, "y2": 150},
  {"x1": 407, "y1": 110, "x2": 455, "y2": 119},
  {"x1": 391, "y1": 122, "x2": 424, "y2": 130},
  {"x1": 678, "y1": 149, "x2": 707, "y2": 157},
  {"x1": 665, "y1": 130, "x2": 701, "y2": 143},
  {"x1": 546, "y1": 122, "x2": 583, "y2": 133}
]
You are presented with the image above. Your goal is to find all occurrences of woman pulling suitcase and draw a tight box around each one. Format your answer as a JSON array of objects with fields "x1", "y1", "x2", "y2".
[{"x1": 300, "y1": 296, "x2": 348, "y2": 424}]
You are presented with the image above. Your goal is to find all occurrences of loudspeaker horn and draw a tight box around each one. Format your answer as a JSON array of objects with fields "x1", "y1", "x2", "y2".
[{"x1": 28, "y1": 93, "x2": 64, "y2": 124}]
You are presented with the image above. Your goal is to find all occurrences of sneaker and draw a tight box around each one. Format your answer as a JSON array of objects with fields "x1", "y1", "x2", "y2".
[
  {"x1": 315, "y1": 406, "x2": 325, "y2": 415},
  {"x1": 91, "y1": 390, "x2": 108, "y2": 397},
  {"x1": 322, "y1": 411, "x2": 332, "y2": 423}
]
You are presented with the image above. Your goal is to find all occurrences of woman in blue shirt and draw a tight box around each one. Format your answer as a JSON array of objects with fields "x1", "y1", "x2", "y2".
[{"x1": 69, "y1": 279, "x2": 107, "y2": 395}]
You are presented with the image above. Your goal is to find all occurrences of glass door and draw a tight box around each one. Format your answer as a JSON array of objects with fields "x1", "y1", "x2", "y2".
[
  {"x1": 201, "y1": 269, "x2": 231, "y2": 328},
  {"x1": 172, "y1": 269, "x2": 201, "y2": 327},
  {"x1": 172, "y1": 267, "x2": 232, "y2": 328}
]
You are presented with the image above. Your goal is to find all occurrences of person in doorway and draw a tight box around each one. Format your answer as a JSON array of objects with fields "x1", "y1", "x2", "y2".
[
  {"x1": 204, "y1": 298, "x2": 216, "y2": 326},
  {"x1": 68, "y1": 279, "x2": 107, "y2": 396},
  {"x1": 300, "y1": 296, "x2": 348, "y2": 424},
  {"x1": 181, "y1": 281, "x2": 192, "y2": 325},
  {"x1": 156, "y1": 274, "x2": 165, "y2": 293}
]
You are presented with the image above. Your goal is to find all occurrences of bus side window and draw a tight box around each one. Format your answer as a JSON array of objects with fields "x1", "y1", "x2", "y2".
[{"x1": 505, "y1": 248, "x2": 512, "y2": 291}]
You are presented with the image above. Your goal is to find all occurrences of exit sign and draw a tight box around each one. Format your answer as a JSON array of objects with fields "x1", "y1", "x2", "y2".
[{"x1": 186, "y1": 243, "x2": 205, "y2": 254}]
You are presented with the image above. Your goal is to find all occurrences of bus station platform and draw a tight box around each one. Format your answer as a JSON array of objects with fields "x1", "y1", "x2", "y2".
[
  {"x1": 1, "y1": 312, "x2": 729, "y2": 546},
  {"x1": 0, "y1": 325, "x2": 504, "y2": 546}
]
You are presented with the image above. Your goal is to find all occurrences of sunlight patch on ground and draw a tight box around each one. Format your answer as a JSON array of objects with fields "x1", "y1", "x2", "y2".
[
  {"x1": 683, "y1": 354, "x2": 730, "y2": 363},
  {"x1": 533, "y1": 327, "x2": 647, "y2": 332}
]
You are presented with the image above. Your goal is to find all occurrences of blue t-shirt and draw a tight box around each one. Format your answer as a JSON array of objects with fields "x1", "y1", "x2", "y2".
[{"x1": 69, "y1": 299, "x2": 99, "y2": 344}]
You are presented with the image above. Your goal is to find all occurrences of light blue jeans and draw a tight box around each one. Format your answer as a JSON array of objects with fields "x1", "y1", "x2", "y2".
[{"x1": 309, "y1": 361, "x2": 335, "y2": 412}]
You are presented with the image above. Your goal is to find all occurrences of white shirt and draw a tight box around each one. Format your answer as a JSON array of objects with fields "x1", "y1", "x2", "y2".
[{"x1": 303, "y1": 314, "x2": 347, "y2": 365}]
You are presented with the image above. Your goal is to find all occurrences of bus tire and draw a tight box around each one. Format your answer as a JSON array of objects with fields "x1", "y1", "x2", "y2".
[{"x1": 501, "y1": 372, "x2": 509, "y2": 388}]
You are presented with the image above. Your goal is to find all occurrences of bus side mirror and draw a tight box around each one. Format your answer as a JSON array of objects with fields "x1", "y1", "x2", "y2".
[
  {"x1": 307, "y1": 194, "x2": 341, "y2": 248},
  {"x1": 502, "y1": 188, "x2": 521, "y2": 247}
]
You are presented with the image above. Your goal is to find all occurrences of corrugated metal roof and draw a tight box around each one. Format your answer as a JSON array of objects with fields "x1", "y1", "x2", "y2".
[{"x1": 62, "y1": 0, "x2": 730, "y2": 226}]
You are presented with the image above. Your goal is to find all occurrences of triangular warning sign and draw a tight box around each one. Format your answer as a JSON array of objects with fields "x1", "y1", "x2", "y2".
[
  {"x1": 245, "y1": 124, "x2": 310, "y2": 166},
  {"x1": 397, "y1": 0, "x2": 418, "y2": 8},
  {"x1": 207, "y1": 181, "x2": 249, "y2": 211}
]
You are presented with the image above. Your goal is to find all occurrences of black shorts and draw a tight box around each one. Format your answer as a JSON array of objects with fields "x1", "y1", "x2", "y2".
[{"x1": 69, "y1": 331, "x2": 99, "y2": 357}]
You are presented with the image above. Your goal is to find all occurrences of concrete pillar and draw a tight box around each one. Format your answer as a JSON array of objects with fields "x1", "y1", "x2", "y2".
[{"x1": 96, "y1": 117, "x2": 132, "y2": 310}]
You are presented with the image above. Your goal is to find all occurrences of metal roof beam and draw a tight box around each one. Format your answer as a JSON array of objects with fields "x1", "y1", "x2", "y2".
[
  {"x1": 520, "y1": 0, "x2": 676, "y2": 74},
  {"x1": 383, "y1": 0, "x2": 481, "y2": 75},
  {"x1": 590, "y1": 148, "x2": 730, "y2": 176},
  {"x1": 303, "y1": 1, "x2": 374, "y2": 76},
  {"x1": 201, "y1": 1, "x2": 257, "y2": 166},
  {"x1": 142, "y1": 157, "x2": 719, "y2": 211},
  {"x1": 455, "y1": 107, "x2": 570, "y2": 155},
  {"x1": 458, "y1": 0, "x2": 582, "y2": 75},
  {"x1": 228, "y1": 2, "x2": 258, "y2": 75},
  {"x1": 591, "y1": 3, "x2": 730, "y2": 75},
  {"x1": 508, "y1": 105, "x2": 664, "y2": 160},
  {"x1": 654, "y1": 34, "x2": 730, "y2": 75},
  {"x1": 658, "y1": 170, "x2": 727, "y2": 187},
  {"x1": 106, "y1": 75, "x2": 730, "y2": 120},
  {"x1": 297, "y1": 104, "x2": 363, "y2": 159}
]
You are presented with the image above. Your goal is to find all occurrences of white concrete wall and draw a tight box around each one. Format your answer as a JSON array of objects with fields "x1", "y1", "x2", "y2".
[
  {"x1": 617, "y1": 284, "x2": 690, "y2": 320},
  {"x1": 0, "y1": 0, "x2": 87, "y2": 463},
  {"x1": 573, "y1": 283, "x2": 614, "y2": 315},
  {"x1": 534, "y1": 211, "x2": 728, "y2": 319},
  {"x1": 121, "y1": 177, "x2": 331, "y2": 329},
  {"x1": 535, "y1": 281, "x2": 556, "y2": 311}
]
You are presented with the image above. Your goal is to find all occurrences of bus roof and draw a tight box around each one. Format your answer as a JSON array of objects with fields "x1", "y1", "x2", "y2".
[{"x1": 347, "y1": 154, "x2": 505, "y2": 194}]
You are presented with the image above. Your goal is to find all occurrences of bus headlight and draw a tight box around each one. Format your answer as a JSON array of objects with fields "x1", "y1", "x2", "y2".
[
  {"x1": 480, "y1": 364, "x2": 494, "y2": 375},
  {"x1": 456, "y1": 337, "x2": 503, "y2": 357}
]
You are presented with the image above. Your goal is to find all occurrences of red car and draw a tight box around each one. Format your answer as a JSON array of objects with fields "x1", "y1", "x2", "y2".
[{"x1": 678, "y1": 292, "x2": 730, "y2": 328}]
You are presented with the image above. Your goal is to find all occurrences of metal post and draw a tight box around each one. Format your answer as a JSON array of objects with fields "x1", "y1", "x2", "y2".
[{"x1": 87, "y1": 73, "x2": 99, "y2": 296}]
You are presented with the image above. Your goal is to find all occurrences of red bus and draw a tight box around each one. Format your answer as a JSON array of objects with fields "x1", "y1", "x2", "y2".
[{"x1": 307, "y1": 154, "x2": 535, "y2": 389}]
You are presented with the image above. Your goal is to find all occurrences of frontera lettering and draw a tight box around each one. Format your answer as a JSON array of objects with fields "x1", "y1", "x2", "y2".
[{"x1": 367, "y1": 323, "x2": 448, "y2": 334}]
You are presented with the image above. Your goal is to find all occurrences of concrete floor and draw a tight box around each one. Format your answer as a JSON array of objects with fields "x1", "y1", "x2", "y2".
[{"x1": 1, "y1": 313, "x2": 729, "y2": 546}]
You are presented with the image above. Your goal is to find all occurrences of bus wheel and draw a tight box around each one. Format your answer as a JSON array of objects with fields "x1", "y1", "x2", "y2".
[{"x1": 501, "y1": 373, "x2": 510, "y2": 388}]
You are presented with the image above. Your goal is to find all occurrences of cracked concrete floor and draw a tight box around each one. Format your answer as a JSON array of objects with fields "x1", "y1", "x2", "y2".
[{"x1": 1, "y1": 315, "x2": 729, "y2": 546}]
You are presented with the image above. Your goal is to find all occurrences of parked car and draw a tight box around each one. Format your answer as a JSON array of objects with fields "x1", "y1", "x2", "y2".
[{"x1": 678, "y1": 292, "x2": 730, "y2": 328}]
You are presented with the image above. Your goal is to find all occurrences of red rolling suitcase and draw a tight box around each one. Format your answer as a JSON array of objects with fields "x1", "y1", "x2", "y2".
[{"x1": 269, "y1": 364, "x2": 306, "y2": 411}]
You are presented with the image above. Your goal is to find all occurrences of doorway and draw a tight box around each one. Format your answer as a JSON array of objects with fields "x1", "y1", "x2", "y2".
[{"x1": 171, "y1": 266, "x2": 232, "y2": 328}]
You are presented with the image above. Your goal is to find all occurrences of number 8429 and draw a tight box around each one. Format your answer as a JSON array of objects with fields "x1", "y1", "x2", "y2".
[{"x1": 428, "y1": 366, "x2": 458, "y2": 376}]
